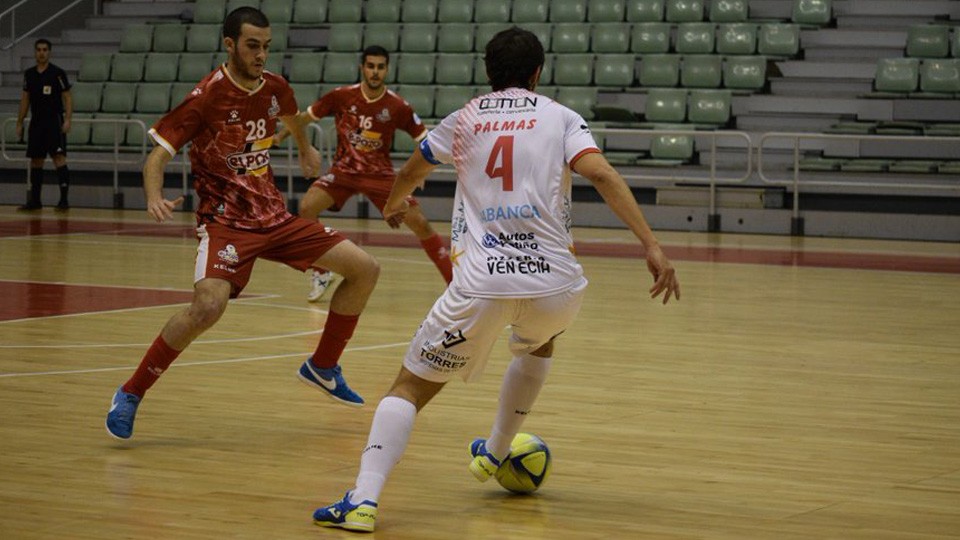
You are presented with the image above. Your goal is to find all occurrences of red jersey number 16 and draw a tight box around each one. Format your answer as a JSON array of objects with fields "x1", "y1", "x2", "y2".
[{"x1": 485, "y1": 135, "x2": 514, "y2": 191}]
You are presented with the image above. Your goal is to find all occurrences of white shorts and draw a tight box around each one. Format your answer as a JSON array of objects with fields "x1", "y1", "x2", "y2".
[{"x1": 403, "y1": 277, "x2": 588, "y2": 383}]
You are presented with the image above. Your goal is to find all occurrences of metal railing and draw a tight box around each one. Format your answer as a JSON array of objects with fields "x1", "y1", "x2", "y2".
[
  {"x1": 0, "y1": 0, "x2": 99, "y2": 50},
  {"x1": 757, "y1": 132, "x2": 960, "y2": 225}
]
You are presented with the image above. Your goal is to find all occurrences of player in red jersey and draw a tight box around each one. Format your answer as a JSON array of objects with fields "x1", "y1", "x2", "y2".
[
  {"x1": 105, "y1": 7, "x2": 381, "y2": 440},
  {"x1": 276, "y1": 46, "x2": 452, "y2": 302}
]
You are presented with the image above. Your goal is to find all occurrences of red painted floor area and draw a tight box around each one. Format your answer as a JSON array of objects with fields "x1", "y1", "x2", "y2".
[
  {"x1": 0, "y1": 281, "x2": 197, "y2": 322},
  {"x1": 3, "y1": 217, "x2": 959, "y2": 274}
]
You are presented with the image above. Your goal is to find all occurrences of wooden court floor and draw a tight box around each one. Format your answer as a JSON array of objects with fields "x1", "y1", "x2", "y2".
[{"x1": 1, "y1": 206, "x2": 959, "y2": 539}]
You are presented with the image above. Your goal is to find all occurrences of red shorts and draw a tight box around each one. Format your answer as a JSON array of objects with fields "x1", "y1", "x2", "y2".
[
  {"x1": 195, "y1": 217, "x2": 346, "y2": 297},
  {"x1": 311, "y1": 172, "x2": 419, "y2": 214}
]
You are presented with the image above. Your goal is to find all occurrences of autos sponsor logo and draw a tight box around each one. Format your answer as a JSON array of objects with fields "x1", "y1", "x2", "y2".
[{"x1": 481, "y1": 231, "x2": 538, "y2": 250}]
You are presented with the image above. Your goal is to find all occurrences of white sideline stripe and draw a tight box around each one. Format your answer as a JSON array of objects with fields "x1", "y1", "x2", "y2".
[
  {"x1": 0, "y1": 329, "x2": 322, "y2": 349},
  {"x1": 0, "y1": 341, "x2": 409, "y2": 378}
]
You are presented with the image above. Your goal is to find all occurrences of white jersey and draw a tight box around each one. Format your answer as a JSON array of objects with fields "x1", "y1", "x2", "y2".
[{"x1": 421, "y1": 88, "x2": 600, "y2": 298}]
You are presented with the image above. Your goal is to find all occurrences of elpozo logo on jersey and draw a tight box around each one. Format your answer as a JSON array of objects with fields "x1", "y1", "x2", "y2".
[{"x1": 226, "y1": 139, "x2": 272, "y2": 176}]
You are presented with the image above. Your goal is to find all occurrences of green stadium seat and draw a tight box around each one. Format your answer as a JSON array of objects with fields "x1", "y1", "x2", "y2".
[
  {"x1": 395, "y1": 84, "x2": 434, "y2": 118},
  {"x1": 226, "y1": 0, "x2": 259, "y2": 14},
  {"x1": 392, "y1": 129, "x2": 419, "y2": 156},
  {"x1": 476, "y1": 23, "x2": 512, "y2": 51},
  {"x1": 261, "y1": 0, "x2": 294, "y2": 23},
  {"x1": 594, "y1": 54, "x2": 635, "y2": 86},
  {"x1": 824, "y1": 121, "x2": 877, "y2": 135},
  {"x1": 265, "y1": 53, "x2": 284, "y2": 76},
  {"x1": 438, "y1": 0, "x2": 472, "y2": 22},
  {"x1": 631, "y1": 22, "x2": 670, "y2": 53},
  {"x1": 589, "y1": 0, "x2": 626, "y2": 22},
  {"x1": 840, "y1": 159, "x2": 890, "y2": 173},
  {"x1": 539, "y1": 54, "x2": 555, "y2": 85},
  {"x1": 953, "y1": 29, "x2": 960, "y2": 58},
  {"x1": 555, "y1": 86, "x2": 598, "y2": 119},
  {"x1": 644, "y1": 88, "x2": 686, "y2": 122},
  {"x1": 290, "y1": 53, "x2": 324, "y2": 82},
  {"x1": 524, "y1": 23, "x2": 553, "y2": 51},
  {"x1": 708, "y1": 0, "x2": 747, "y2": 22},
  {"x1": 650, "y1": 132, "x2": 694, "y2": 161},
  {"x1": 125, "y1": 114, "x2": 158, "y2": 147},
  {"x1": 592, "y1": 23, "x2": 630, "y2": 52},
  {"x1": 681, "y1": 54, "x2": 722, "y2": 87},
  {"x1": 938, "y1": 161, "x2": 960, "y2": 174},
  {"x1": 723, "y1": 55, "x2": 766, "y2": 89},
  {"x1": 551, "y1": 0, "x2": 588, "y2": 22},
  {"x1": 798, "y1": 156, "x2": 843, "y2": 171},
  {"x1": 676, "y1": 23, "x2": 715, "y2": 54},
  {"x1": 401, "y1": 23, "x2": 438, "y2": 52},
  {"x1": 78, "y1": 53, "x2": 111, "y2": 82},
  {"x1": 193, "y1": 0, "x2": 226, "y2": 24},
  {"x1": 687, "y1": 89, "x2": 730, "y2": 124},
  {"x1": 119, "y1": 25, "x2": 152, "y2": 53},
  {"x1": 438, "y1": 23, "x2": 474, "y2": 52},
  {"x1": 907, "y1": 25, "x2": 950, "y2": 59},
  {"x1": 553, "y1": 54, "x2": 594, "y2": 85},
  {"x1": 136, "y1": 83, "x2": 172, "y2": 113},
  {"x1": 366, "y1": 0, "x2": 401, "y2": 22},
  {"x1": 71, "y1": 82, "x2": 102, "y2": 113},
  {"x1": 552, "y1": 23, "x2": 591, "y2": 53},
  {"x1": 67, "y1": 113, "x2": 92, "y2": 145},
  {"x1": 289, "y1": 83, "x2": 320, "y2": 112},
  {"x1": 791, "y1": 0, "x2": 831, "y2": 26},
  {"x1": 639, "y1": 53, "x2": 680, "y2": 86},
  {"x1": 403, "y1": 0, "x2": 438, "y2": 21},
  {"x1": 327, "y1": 0, "x2": 362, "y2": 22},
  {"x1": 170, "y1": 82, "x2": 199, "y2": 107},
  {"x1": 473, "y1": 53, "x2": 487, "y2": 85},
  {"x1": 328, "y1": 23, "x2": 363, "y2": 52},
  {"x1": 435, "y1": 85, "x2": 475, "y2": 117},
  {"x1": 111, "y1": 53, "x2": 145, "y2": 82},
  {"x1": 513, "y1": 0, "x2": 549, "y2": 22},
  {"x1": 397, "y1": 53, "x2": 436, "y2": 84},
  {"x1": 101, "y1": 83, "x2": 137, "y2": 113},
  {"x1": 293, "y1": 0, "x2": 328, "y2": 24},
  {"x1": 178, "y1": 53, "x2": 214, "y2": 82},
  {"x1": 90, "y1": 113, "x2": 127, "y2": 146},
  {"x1": 919, "y1": 58, "x2": 960, "y2": 94},
  {"x1": 436, "y1": 53, "x2": 474, "y2": 84},
  {"x1": 889, "y1": 160, "x2": 940, "y2": 173},
  {"x1": 152, "y1": 24, "x2": 187, "y2": 53},
  {"x1": 874, "y1": 58, "x2": 919, "y2": 93},
  {"x1": 187, "y1": 25, "x2": 222, "y2": 52},
  {"x1": 758, "y1": 23, "x2": 799, "y2": 56},
  {"x1": 666, "y1": 0, "x2": 704, "y2": 22},
  {"x1": 474, "y1": 0, "x2": 511, "y2": 23},
  {"x1": 143, "y1": 53, "x2": 179, "y2": 82},
  {"x1": 365, "y1": 23, "x2": 401, "y2": 52},
  {"x1": 270, "y1": 24, "x2": 289, "y2": 52},
  {"x1": 716, "y1": 23, "x2": 756, "y2": 55},
  {"x1": 627, "y1": 0, "x2": 664, "y2": 22}
]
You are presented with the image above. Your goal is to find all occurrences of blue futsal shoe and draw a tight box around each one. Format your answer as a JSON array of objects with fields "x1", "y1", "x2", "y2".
[
  {"x1": 106, "y1": 386, "x2": 141, "y2": 439},
  {"x1": 313, "y1": 491, "x2": 378, "y2": 532},
  {"x1": 298, "y1": 360, "x2": 364, "y2": 407},
  {"x1": 468, "y1": 438, "x2": 503, "y2": 482}
]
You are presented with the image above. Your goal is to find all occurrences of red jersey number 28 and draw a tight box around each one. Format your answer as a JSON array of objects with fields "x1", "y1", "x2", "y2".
[{"x1": 485, "y1": 135, "x2": 514, "y2": 191}]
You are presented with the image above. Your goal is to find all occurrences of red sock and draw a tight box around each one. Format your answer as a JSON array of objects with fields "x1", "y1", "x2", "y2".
[
  {"x1": 311, "y1": 311, "x2": 361, "y2": 368},
  {"x1": 420, "y1": 234, "x2": 453, "y2": 283},
  {"x1": 123, "y1": 335, "x2": 182, "y2": 397}
]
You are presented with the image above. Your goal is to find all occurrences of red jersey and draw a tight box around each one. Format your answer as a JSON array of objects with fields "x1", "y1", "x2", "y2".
[
  {"x1": 308, "y1": 85, "x2": 426, "y2": 178},
  {"x1": 150, "y1": 66, "x2": 298, "y2": 230}
]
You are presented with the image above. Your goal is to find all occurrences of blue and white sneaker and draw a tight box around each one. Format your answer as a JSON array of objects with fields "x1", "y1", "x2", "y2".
[
  {"x1": 468, "y1": 438, "x2": 503, "y2": 482},
  {"x1": 106, "y1": 386, "x2": 142, "y2": 440},
  {"x1": 313, "y1": 491, "x2": 378, "y2": 532},
  {"x1": 298, "y1": 360, "x2": 364, "y2": 407}
]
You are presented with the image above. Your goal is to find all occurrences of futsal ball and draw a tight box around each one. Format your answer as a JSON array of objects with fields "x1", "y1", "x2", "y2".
[{"x1": 494, "y1": 433, "x2": 552, "y2": 494}]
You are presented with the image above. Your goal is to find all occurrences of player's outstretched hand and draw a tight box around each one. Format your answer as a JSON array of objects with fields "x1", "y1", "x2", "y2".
[
  {"x1": 146, "y1": 196, "x2": 184, "y2": 223},
  {"x1": 299, "y1": 145, "x2": 322, "y2": 178},
  {"x1": 645, "y1": 244, "x2": 680, "y2": 304},
  {"x1": 273, "y1": 127, "x2": 290, "y2": 146},
  {"x1": 383, "y1": 198, "x2": 409, "y2": 229}
]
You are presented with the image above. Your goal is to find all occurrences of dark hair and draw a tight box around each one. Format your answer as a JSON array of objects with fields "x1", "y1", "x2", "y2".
[
  {"x1": 222, "y1": 7, "x2": 270, "y2": 41},
  {"x1": 34, "y1": 38, "x2": 52, "y2": 50},
  {"x1": 361, "y1": 45, "x2": 390, "y2": 65},
  {"x1": 483, "y1": 27, "x2": 544, "y2": 91}
]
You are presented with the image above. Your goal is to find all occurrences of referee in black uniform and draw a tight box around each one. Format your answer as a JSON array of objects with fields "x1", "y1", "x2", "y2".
[{"x1": 16, "y1": 38, "x2": 72, "y2": 211}]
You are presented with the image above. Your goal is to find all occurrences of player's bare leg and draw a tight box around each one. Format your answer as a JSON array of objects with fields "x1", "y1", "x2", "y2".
[
  {"x1": 403, "y1": 205, "x2": 453, "y2": 283},
  {"x1": 300, "y1": 185, "x2": 340, "y2": 301}
]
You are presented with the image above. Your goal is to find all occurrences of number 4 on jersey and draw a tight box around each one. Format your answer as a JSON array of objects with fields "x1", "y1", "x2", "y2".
[{"x1": 485, "y1": 135, "x2": 514, "y2": 191}]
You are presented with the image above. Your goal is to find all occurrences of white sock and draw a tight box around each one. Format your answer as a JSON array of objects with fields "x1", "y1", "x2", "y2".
[
  {"x1": 485, "y1": 354, "x2": 552, "y2": 460},
  {"x1": 350, "y1": 396, "x2": 417, "y2": 504}
]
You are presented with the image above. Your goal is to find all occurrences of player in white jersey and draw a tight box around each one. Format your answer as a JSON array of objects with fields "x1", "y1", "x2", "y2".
[{"x1": 311, "y1": 27, "x2": 680, "y2": 532}]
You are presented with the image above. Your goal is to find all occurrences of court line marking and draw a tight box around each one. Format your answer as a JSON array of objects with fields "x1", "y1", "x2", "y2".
[{"x1": 0, "y1": 341, "x2": 409, "y2": 378}]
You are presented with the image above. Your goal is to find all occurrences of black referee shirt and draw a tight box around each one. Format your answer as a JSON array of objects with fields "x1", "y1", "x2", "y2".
[{"x1": 23, "y1": 63, "x2": 71, "y2": 126}]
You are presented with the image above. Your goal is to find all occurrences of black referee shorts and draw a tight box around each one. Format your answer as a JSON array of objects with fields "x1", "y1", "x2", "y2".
[{"x1": 26, "y1": 122, "x2": 67, "y2": 159}]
